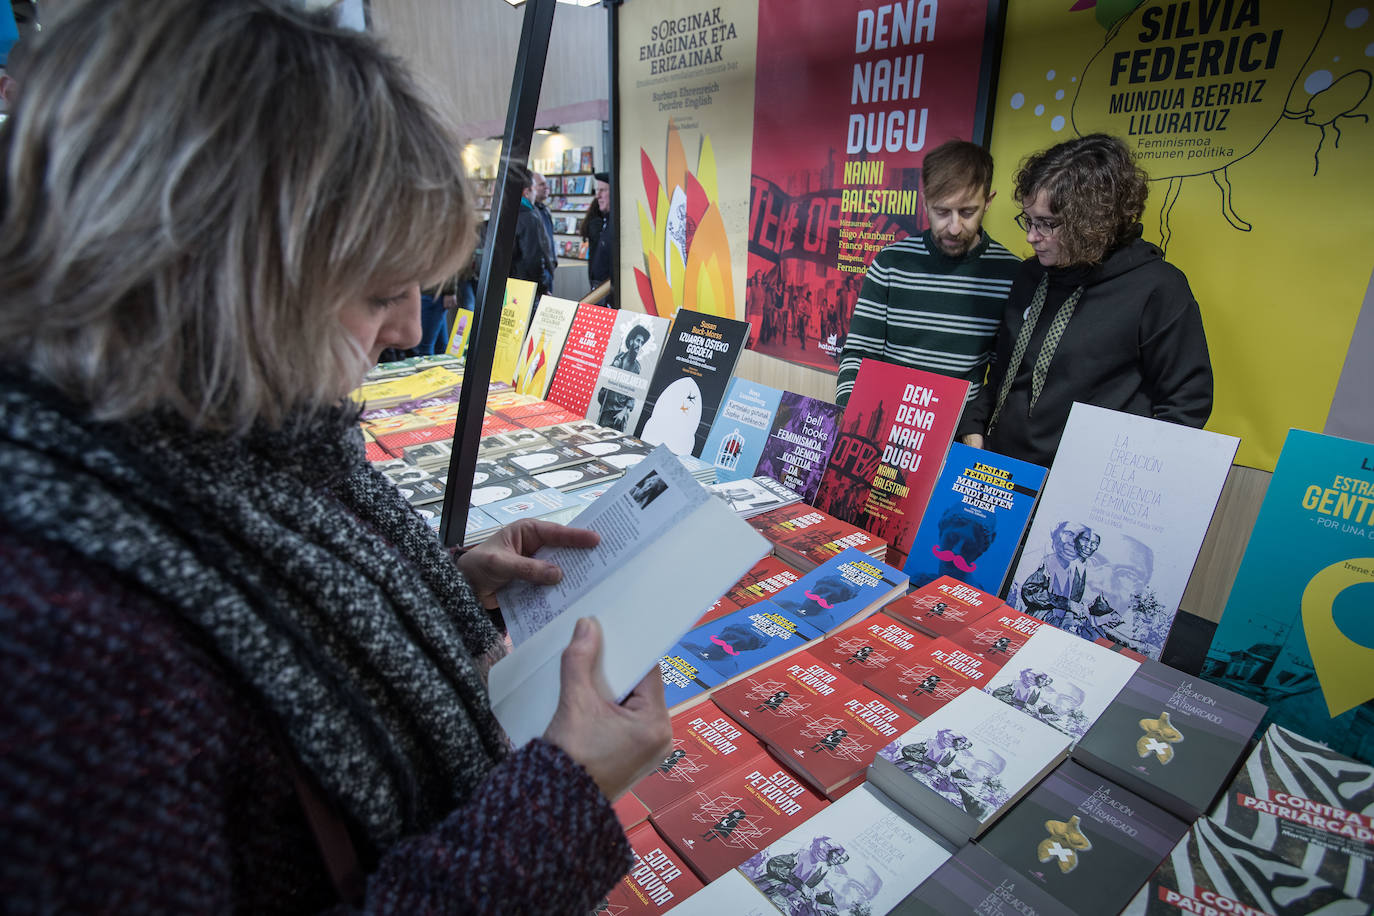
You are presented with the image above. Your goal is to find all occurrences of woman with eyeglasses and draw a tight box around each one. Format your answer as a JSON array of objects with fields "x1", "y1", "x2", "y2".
[{"x1": 957, "y1": 134, "x2": 1213, "y2": 467}]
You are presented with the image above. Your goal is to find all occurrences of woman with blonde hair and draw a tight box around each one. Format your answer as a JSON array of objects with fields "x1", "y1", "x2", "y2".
[{"x1": 0, "y1": 1, "x2": 669, "y2": 911}]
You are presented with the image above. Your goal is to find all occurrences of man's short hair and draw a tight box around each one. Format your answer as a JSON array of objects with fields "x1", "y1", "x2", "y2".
[
  {"x1": 921, "y1": 139, "x2": 994, "y2": 202},
  {"x1": 593, "y1": 171, "x2": 610, "y2": 183},
  {"x1": 510, "y1": 165, "x2": 533, "y2": 192},
  {"x1": 1013, "y1": 133, "x2": 1149, "y2": 265}
]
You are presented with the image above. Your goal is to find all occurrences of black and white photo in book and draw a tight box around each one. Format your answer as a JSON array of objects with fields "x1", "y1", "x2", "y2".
[
  {"x1": 590, "y1": 314, "x2": 664, "y2": 435},
  {"x1": 630, "y1": 470, "x2": 667, "y2": 509}
]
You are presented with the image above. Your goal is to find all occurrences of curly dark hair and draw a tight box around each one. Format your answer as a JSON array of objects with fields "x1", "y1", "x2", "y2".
[{"x1": 1013, "y1": 134, "x2": 1148, "y2": 266}]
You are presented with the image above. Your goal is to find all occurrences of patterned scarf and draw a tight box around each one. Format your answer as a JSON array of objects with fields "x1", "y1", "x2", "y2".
[
  {"x1": 987, "y1": 274, "x2": 1084, "y2": 434},
  {"x1": 0, "y1": 373, "x2": 508, "y2": 854}
]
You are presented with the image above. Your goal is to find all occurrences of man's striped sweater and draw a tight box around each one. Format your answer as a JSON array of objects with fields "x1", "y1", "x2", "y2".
[{"x1": 835, "y1": 229, "x2": 1022, "y2": 405}]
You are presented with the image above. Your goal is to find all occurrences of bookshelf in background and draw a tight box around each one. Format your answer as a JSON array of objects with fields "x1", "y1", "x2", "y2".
[{"x1": 469, "y1": 146, "x2": 599, "y2": 263}]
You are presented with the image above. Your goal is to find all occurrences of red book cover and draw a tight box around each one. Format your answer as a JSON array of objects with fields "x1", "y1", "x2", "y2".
[
  {"x1": 864, "y1": 636, "x2": 1004, "y2": 720},
  {"x1": 508, "y1": 404, "x2": 589, "y2": 429},
  {"x1": 547, "y1": 303, "x2": 619, "y2": 417},
  {"x1": 597, "y1": 821, "x2": 704, "y2": 915},
  {"x1": 374, "y1": 424, "x2": 454, "y2": 455},
  {"x1": 766, "y1": 686, "x2": 917, "y2": 797},
  {"x1": 613, "y1": 791, "x2": 651, "y2": 831},
  {"x1": 650, "y1": 757, "x2": 828, "y2": 881},
  {"x1": 947, "y1": 608, "x2": 1046, "y2": 664},
  {"x1": 808, "y1": 611, "x2": 932, "y2": 685},
  {"x1": 364, "y1": 441, "x2": 394, "y2": 463},
  {"x1": 812, "y1": 360, "x2": 968, "y2": 569},
  {"x1": 481, "y1": 412, "x2": 520, "y2": 435},
  {"x1": 630, "y1": 708, "x2": 768, "y2": 815},
  {"x1": 723, "y1": 555, "x2": 803, "y2": 609},
  {"x1": 885, "y1": 575, "x2": 1002, "y2": 638},
  {"x1": 709, "y1": 650, "x2": 849, "y2": 745},
  {"x1": 748, "y1": 503, "x2": 888, "y2": 570}
]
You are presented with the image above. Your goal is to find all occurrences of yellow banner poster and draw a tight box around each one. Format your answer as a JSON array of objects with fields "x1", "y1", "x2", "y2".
[
  {"x1": 616, "y1": 0, "x2": 760, "y2": 323},
  {"x1": 987, "y1": 0, "x2": 1374, "y2": 469}
]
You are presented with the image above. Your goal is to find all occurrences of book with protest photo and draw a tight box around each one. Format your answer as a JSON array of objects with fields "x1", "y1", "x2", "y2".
[{"x1": 813, "y1": 359, "x2": 968, "y2": 569}]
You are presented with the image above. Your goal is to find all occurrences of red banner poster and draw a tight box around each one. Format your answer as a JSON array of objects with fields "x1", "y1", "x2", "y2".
[{"x1": 746, "y1": 0, "x2": 997, "y2": 371}]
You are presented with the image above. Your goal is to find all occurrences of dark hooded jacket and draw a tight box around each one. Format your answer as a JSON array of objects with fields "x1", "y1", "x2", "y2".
[{"x1": 959, "y1": 233, "x2": 1213, "y2": 467}]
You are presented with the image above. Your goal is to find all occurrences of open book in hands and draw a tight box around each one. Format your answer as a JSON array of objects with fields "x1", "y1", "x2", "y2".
[{"x1": 488, "y1": 446, "x2": 771, "y2": 746}]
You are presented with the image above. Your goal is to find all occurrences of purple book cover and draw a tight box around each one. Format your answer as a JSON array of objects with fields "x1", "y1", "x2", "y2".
[{"x1": 753, "y1": 392, "x2": 845, "y2": 504}]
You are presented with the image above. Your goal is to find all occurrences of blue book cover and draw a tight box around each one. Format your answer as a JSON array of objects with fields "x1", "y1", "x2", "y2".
[
  {"x1": 903, "y1": 441, "x2": 1048, "y2": 596},
  {"x1": 698, "y1": 377, "x2": 783, "y2": 481},
  {"x1": 1205, "y1": 429, "x2": 1374, "y2": 764},
  {"x1": 752, "y1": 391, "x2": 845, "y2": 504},
  {"x1": 675, "y1": 600, "x2": 815, "y2": 681},
  {"x1": 769, "y1": 547, "x2": 909, "y2": 639},
  {"x1": 657, "y1": 647, "x2": 726, "y2": 709}
]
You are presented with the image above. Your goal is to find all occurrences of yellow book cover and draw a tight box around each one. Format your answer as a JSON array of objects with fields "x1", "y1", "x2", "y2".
[
  {"x1": 490, "y1": 279, "x2": 538, "y2": 385},
  {"x1": 446, "y1": 307, "x2": 473, "y2": 358},
  {"x1": 364, "y1": 412, "x2": 437, "y2": 436},
  {"x1": 353, "y1": 366, "x2": 462, "y2": 407}
]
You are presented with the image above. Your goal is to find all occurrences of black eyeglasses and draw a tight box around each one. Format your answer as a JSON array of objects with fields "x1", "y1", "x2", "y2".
[{"x1": 1014, "y1": 213, "x2": 1062, "y2": 236}]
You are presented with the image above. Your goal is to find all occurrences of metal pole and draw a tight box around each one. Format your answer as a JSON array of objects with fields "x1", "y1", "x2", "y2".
[
  {"x1": 605, "y1": 0, "x2": 622, "y2": 306},
  {"x1": 440, "y1": 0, "x2": 556, "y2": 548}
]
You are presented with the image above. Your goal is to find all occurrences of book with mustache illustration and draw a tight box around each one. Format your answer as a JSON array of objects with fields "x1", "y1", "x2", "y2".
[
  {"x1": 902, "y1": 440, "x2": 1047, "y2": 597},
  {"x1": 673, "y1": 600, "x2": 816, "y2": 683},
  {"x1": 766, "y1": 546, "x2": 909, "y2": 640}
]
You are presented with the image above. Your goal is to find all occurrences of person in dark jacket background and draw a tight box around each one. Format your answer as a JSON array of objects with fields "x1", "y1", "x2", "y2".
[
  {"x1": 587, "y1": 171, "x2": 615, "y2": 306},
  {"x1": 959, "y1": 134, "x2": 1213, "y2": 467},
  {"x1": 511, "y1": 166, "x2": 553, "y2": 296}
]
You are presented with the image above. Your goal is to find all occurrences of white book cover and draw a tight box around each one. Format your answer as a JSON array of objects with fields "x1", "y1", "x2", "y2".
[
  {"x1": 587, "y1": 311, "x2": 671, "y2": 435},
  {"x1": 662, "y1": 870, "x2": 775, "y2": 916},
  {"x1": 874, "y1": 687, "x2": 1070, "y2": 827},
  {"x1": 489, "y1": 447, "x2": 771, "y2": 746},
  {"x1": 982, "y1": 624, "x2": 1140, "y2": 744},
  {"x1": 708, "y1": 476, "x2": 803, "y2": 519},
  {"x1": 737, "y1": 784, "x2": 952, "y2": 916},
  {"x1": 1004, "y1": 402, "x2": 1238, "y2": 659}
]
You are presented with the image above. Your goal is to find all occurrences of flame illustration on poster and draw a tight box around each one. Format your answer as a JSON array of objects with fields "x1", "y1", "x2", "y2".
[
  {"x1": 1302, "y1": 557, "x2": 1374, "y2": 717},
  {"x1": 1072, "y1": 0, "x2": 1330, "y2": 248},
  {"x1": 634, "y1": 120, "x2": 737, "y2": 320}
]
